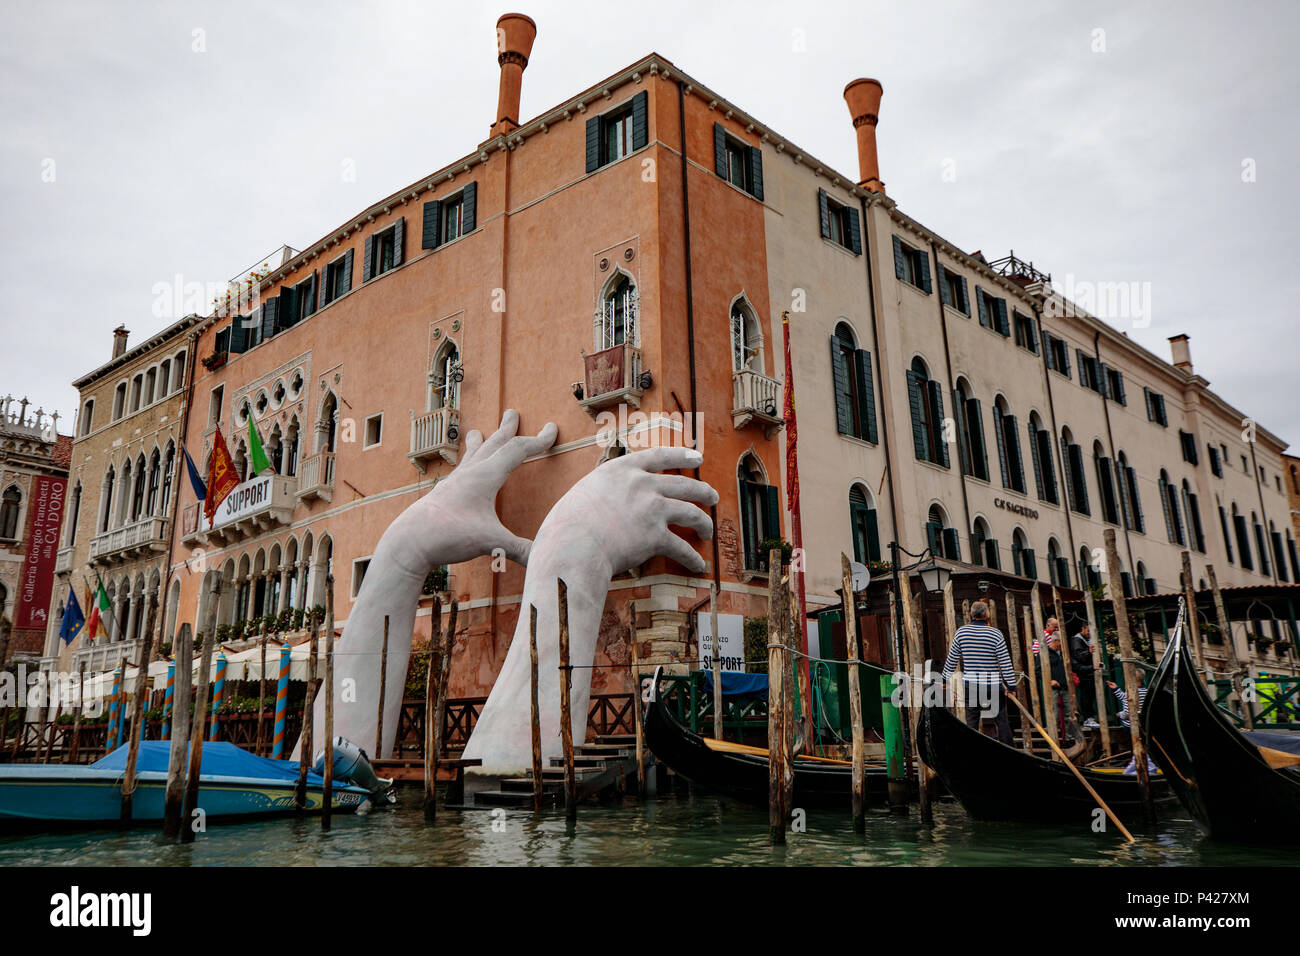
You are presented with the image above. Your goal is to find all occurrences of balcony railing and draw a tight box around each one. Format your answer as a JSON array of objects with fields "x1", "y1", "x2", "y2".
[
  {"x1": 55, "y1": 546, "x2": 74, "y2": 574},
  {"x1": 732, "y1": 368, "x2": 784, "y2": 436},
  {"x1": 409, "y1": 406, "x2": 461, "y2": 470},
  {"x1": 89, "y1": 516, "x2": 171, "y2": 564},
  {"x1": 577, "y1": 342, "x2": 645, "y2": 416},
  {"x1": 297, "y1": 451, "x2": 335, "y2": 502},
  {"x1": 183, "y1": 473, "x2": 296, "y2": 545}
]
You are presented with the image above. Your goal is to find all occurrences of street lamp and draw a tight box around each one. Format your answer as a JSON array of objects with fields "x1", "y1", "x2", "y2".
[{"x1": 915, "y1": 556, "x2": 952, "y2": 595}]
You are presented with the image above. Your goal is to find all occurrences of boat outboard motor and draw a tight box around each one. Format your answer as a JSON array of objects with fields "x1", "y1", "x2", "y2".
[{"x1": 313, "y1": 736, "x2": 396, "y2": 805}]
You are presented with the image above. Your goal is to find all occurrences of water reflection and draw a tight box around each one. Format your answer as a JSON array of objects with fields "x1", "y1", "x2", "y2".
[{"x1": 0, "y1": 793, "x2": 1293, "y2": 866}]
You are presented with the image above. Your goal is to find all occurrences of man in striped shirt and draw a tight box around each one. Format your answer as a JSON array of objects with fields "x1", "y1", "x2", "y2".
[{"x1": 941, "y1": 601, "x2": 1018, "y2": 745}]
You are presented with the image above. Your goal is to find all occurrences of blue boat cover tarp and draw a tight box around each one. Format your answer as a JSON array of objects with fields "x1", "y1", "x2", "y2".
[
  {"x1": 1243, "y1": 730, "x2": 1300, "y2": 756},
  {"x1": 91, "y1": 741, "x2": 327, "y2": 784},
  {"x1": 701, "y1": 671, "x2": 769, "y2": 700}
]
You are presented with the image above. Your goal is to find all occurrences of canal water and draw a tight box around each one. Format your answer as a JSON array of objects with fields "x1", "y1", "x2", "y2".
[{"x1": 0, "y1": 794, "x2": 1293, "y2": 866}]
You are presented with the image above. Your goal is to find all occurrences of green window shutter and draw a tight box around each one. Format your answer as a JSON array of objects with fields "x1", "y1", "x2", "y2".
[
  {"x1": 392, "y1": 216, "x2": 405, "y2": 267},
  {"x1": 713, "y1": 123, "x2": 727, "y2": 178},
  {"x1": 1007, "y1": 415, "x2": 1024, "y2": 493},
  {"x1": 853, "y1": 349, "x2": 877, "y2": 442},
  {"x1": 970, "y1": 526, "x2": 985, "y2": 566},
  {"x1": 926, "y1": 521, "x2": 941, "y2": 556},
  {"x1": 1070, "y1": 443, "x2": 1089, "y2": 514},
  {"x1": 1043, "y1": 331, "x2": 1055, "y2": 370},
  {"x1": 422, "y1": 199, "x2": 442, "y2": 249},
  {"x1": 1219, "y1": 507, "x2": 1235, "y2": 563},
  {"x1": 1061, "y1": 344, "x2": 1071, "y2": 378},
  {"x1": 938, "y1": 264, "x2": 951, "y2": 308},
  {"x1": 846, "y1": 206, "x2": 862, "y2": 255},
  {"x1": 907, "y1": 370, "x2": 930, "y2": 460},
  {"x1": 892, "y1": 235, "x2": 907, "y2": 281},
  {"x1": 1128, "y1": 467, "x2": 1144, "y2": 532},
  {"x1": 864, "y1": 506, "x2": 880, "y2": 562},
  {"x1": 261, "y1": 296, "x2": 279, "y2": 341},
  {"x1": 631, "y1": 91, "x2": 648, "y2": 151},
  {"x1": 830, "y1": 337, "x2": 853, "y2": 435},
  {"x1": 1041, "y1": 430, "x2": 1058, "y2": 503},
  {"x1": 942, "y1": 528, "x2": 961, "y2": 562},
  {"x1": 1159, "y1": 478, "x2": 1174, "y2": 541},
  {"x1": 229, "y1": 318, "x2": 248, "y2": 354},
  {"x1": 586, "y1": 115, "x2": 602, "y2": 172},
  {"x1": 747, "y1": 146, "x2": 764, "y2": 200},
  {"x1": 817, "y1": 189, "x2": 831, "y2": 239},
  {"x1": 952, "y1": 391, "x2": 970, "y2": 475},
  {"x1": 305, "y1": 271, "x2": 318, "y2": 316},
  {"x1": 993, "y1": 403, "x2": 1009, "y2": 487},
  {"x1": 928, "y1": 381, "x2": 949, "y2": 467},
  {"x1": 1023, "y1": 548, "x2": 1036, "y2": 580},
  {"x1": 762, "y1": 484, "x2": 781, "y2": 543},
  {"x1": 1029, "y1": 420, "x2": 1044, "y2": 499},
  {"x1": 985, "y1": 539, "x2": 1000, "y2": 570},
  {"x1": 969, "y1": 399, "x2": 988, "y2": 480},
  {"x1": 739, "y1": 480, "x2": 755, "y2": 568},
  {"x1": 340, "y1": 249, "x2": 354, "y2": 295},
  {"x1": 995, "y1": 299, "x2": 1010, "y2": 336},
  {"x1": 917, "y1": 249, "x2": 932, "y2": 293},
  {"x1": 1144, "y1": 387, "x2": 1154, "y2": 420},
  {"x1": 977, "y1": 288, "x2": 990, "y2": 328},
  {"x1": 462, "y1": 182, "x2": 477, "y2": 232},
  {"x1": 956, "y1": 276, "x2": 968, "y2": 313},
  {"x1": 362, "y1": 235, "x2": 375, "y2": 282}
]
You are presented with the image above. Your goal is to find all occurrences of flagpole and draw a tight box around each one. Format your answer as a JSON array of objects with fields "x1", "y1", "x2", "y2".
[{"x1": 780, "y1": 310, "x2": 811, "y2": 739}]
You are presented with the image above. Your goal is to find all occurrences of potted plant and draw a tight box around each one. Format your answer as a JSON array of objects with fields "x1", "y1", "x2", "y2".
[{"x1": 758, "y1": 537, "x2": 794, "y2": 568}]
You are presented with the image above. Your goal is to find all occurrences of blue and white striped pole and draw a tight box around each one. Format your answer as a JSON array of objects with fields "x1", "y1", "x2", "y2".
[
  {"x1": 105, "y1": 665, "x2": 123, "y2": 751},
  {"x1": 272, "y1": 643, "x2": 292, "y2": 758},
  {"x1": 209, "y1": 652, "x2": 228, "y2": 742},
  {"x1": 161, "y1": 661, "x2": 176, "y2": 741}
]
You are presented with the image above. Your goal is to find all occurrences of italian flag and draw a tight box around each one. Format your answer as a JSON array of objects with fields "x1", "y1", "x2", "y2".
[
  {"x1": 84, "y1": 577, "x2": 112, "y2": 643},
  {"x1": 247, "y1": 418, "x2": 273, "y2": 476}
]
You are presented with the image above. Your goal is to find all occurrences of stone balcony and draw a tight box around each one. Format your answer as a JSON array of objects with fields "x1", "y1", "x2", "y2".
[
  {"x1": 410, "y1": 406, "x2": 461, "y2": 471},
  {"x1": 182, "y1": 473, "x2": 296, "y2": 546},
  {"x1": 89, "y1": 516, "x2": 171, "y2": 565},
  {"x1": 577, "y1": 342, "x2": 646, "y2": 417},
  {"x1": 732, "y1": 368, "x2": 784, "y2": 437},
  {"x1": 296, "y1": 451, "x2": 335, "y2": 503}
]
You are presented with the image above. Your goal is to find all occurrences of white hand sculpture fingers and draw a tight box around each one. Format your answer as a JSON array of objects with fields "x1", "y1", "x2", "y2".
[
  {"x1": 486, "y1": 421, "x2": 558, "y2": 482},
  {"x1": 658, "y1": 499, "x2": 714, "y2": 540},
  {"x1": 649, "y1": 473, "x2": 720, "y2": 506},
  {"x1": 654, "y1": 529, "x2": 708, "y2": 574},
  {"x1": 496, "y1": 530, "x2": 533, "y2": 567},
  {"x1": 618, "y1": 445, "x2": 703, "y2": 475},
  {"x1": 472, "y1": 408, "x2": 523, "y2": 462},
  {"x1": 461, "y1": 429, "x2": 486, "y2": 464}
]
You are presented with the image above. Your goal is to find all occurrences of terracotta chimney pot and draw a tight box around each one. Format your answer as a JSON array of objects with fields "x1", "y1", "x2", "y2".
[
  {"x1": 491, "y1": 13, "x2": 537, "y2": 137},
  {"x1": 843, "y1": 78, "x2": 884, "y2": 193}
]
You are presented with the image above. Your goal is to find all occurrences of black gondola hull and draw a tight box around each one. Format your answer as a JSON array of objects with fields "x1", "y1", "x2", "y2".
[
  {"x1": 919, "y1": 701, "x2": 1174, "y2": 825},
  {"x1": 644, "y1": 684, "x2": 896, "y2": 809},
  {"x1": 1143, "y1": 628, "x2": 1300, "y2": 843}
]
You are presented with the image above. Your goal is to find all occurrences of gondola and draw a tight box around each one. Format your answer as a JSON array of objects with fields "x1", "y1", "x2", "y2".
[
  {"x1": 918, "y1": 692, "x2": 1175, "y2": 825},
  {"x1": 1142, "y1": 606, "x2": 1300, "y2": 843},
  {"x1": 643, "y1": 666, "x2": 897, "y2": 808}
]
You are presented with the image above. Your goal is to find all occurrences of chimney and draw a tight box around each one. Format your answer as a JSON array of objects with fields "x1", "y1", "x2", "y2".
[
  {"x1": 1169, "y1": 334, "x2": 1193, "y2": 373},
  {"x1": 844, "y1": 78, "x2": 885, "y2": 193},
  {"x1": 490, "y1": 13, "x2": 537, "y2": 137},
  {"x1": 112, "y1": 325, "x2": 129, "y2": 359}
]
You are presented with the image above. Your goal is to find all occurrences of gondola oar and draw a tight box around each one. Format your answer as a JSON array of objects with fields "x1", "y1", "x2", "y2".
[{"x1": 1002, "y1": 691, "x2": 1135, "y2": 843}]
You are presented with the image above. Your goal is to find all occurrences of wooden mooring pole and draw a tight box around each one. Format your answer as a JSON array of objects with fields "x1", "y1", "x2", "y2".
[
  {"x1": 1083, "y1": 588, "x2": 1113, "y2": 757},
  {"x1": 1030, "y1": 586, "x2": 1058, "y2": 751},
  {"x1": 841, "y1": 554, "x2": 866, "y2": 834},
  {"x1": 529, "y1": 604, "x2": 543, "y2": 810},
  {"x1": 375, "y1": 615, "x2": 389, "y2": 758},
  {"x1": 1207, "y1": 564, "x2": 1254, "y2": 730},
  {"x1": 1180, "y1": 552, "x2": 1206, "y2": 678},
  {"x1": 710, "y1": 582, "x2": 723, "y2": 741},
  {"x1": 898, "y1": 575, "x2": 933, "y2": 824},
  {"x1": 1103, "y1": 528, "x2": 1155, "y2": 821},
  {"x1": 558, "y1": 579, "x2": 577, "y2": 821},
  {"x1": 767, "y1": 549, "x2": 788, "y2": 844},
  {"x1": 628, "y1": 600, "x2": 646, "y2": 798},
  {"x1": 423, "y1": 596, "x2": 443, "y2": 821},
  {"x1": 121, "y1": 593, "x2": 158, "y2": 821},
  {"x1": 182, "y1": 585, "x2": 220, "y2": 843},
  {"x1": 161, "y1": 622, "x2": 192, "y2": 840},
  {"x1": 296, "y1": 611, "x2": 321, "y2": 810},
  {"x1": 322, "y1": 576, "x2": 336, "y2": 831},
  {"x1": 432, "y1": 599, "x2": 456, "y2": 810}
]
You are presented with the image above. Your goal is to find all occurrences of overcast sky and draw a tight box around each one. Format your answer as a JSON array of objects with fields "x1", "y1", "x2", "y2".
[{"x1": 3, "y1": 0, "x2": 1296, "y2": 448}]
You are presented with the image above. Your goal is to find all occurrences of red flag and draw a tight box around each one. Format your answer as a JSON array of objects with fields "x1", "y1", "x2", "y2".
[
  {"x1": 204, "y1": 429, "x2": 240, "y2": 525},
  {"x1": 782, "y1": 310, "x2": 799, "y2": 514}
]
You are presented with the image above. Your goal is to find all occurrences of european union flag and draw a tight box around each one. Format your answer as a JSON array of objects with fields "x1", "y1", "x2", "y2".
[
  {"x1": 59, "y1": 585, "x2": 85, "y2": 645},
  {"x1": 183, "y1": 445, "x2": 207, "y2": 501}
]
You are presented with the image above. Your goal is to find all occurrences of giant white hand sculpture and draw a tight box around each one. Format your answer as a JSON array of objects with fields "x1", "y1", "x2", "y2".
[
  {"x1": 463, "y1": 445, "x2": 717, "y2": 775},
  {"x1": 301, "y1": 410, "x2": 557, "y2": 759}
]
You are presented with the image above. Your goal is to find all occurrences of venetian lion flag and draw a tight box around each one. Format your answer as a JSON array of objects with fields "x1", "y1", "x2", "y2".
[
  {"x1": 781, "y1": 310, "x2": 799, "y2": 513},
  {"x1": 204, "y1": 429, "x2": 240, "y2": 525}
]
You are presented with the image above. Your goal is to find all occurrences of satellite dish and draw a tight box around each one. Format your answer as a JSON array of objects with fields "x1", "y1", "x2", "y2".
[{"x1": 849, "y1": 561, "x2": 871, "y2": 593}]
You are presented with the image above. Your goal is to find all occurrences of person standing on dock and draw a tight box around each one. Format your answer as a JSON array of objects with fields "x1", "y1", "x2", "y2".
[
  {"x1": 1035, "y1": 632, "x2": 1070, "y2": 740},
  {"x1": 1069, "y1": 623, "x2": 1096, "y2": 722},
  {"x1": 940, "y1": 601, "x2": 1017, "y2": 745}
]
